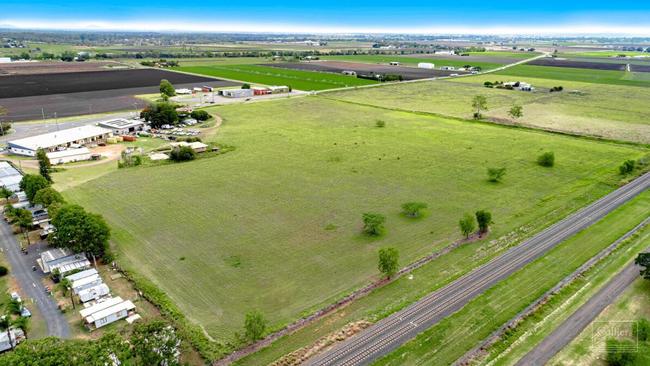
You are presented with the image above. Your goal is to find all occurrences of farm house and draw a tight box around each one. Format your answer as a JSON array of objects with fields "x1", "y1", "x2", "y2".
[
  {"x1": 65, "y1": 268, "x2": 98, "y2": 282},
  {"x1": 221, "y1": 88, "x2": 254, "y2": 98},
  {"x1": 38, "y1": 248, "x2": 90, "y2": 275},
  {"x1": 7, "y1": 125, "x2": 112, "y2": 156},
  {"x1": 268, "y1": 85, "x2": 290, "y2": 94},
  {"x1": 0, "y1": 161, "x2": 22, "y2": 192},
  {"x1": 46, "y1": 147, "x2": 92, "y2": 165},
  {"x1": 78, "y1": 283, "x2": 110, "y2": 303},
  {"x1": 79, "y1": 297, "x2": 136, "y2": 329},
  {"x1": 71, "y1": 273, "x2": 103, "y2": 294}
]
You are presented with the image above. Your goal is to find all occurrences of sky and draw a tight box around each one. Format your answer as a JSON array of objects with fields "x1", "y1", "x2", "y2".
[{"x1": 2, "y1": 1, "x2": 650, "y2": 35}]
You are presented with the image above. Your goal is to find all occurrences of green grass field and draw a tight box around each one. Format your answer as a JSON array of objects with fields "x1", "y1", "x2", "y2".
[
  {"x1": 562, "y1": 50, "x2": 650, "y2": 58},
  {"x1": 494, "y1": 65, "x2": 650, "y2": 88},
  {"x1": 61, "y1": 95, "x2": 647, "y2": 346},
  {"x1": 320, "y1": 54, "x2": 504, "y2": 70},
  {"x1": 326, "y1": 71, "x2": 650, "y2": 144},
  {"x1": 467, "y1": 51, "x2": 539, "y2": 58},
  {"x1": 375, "y1": 190, "x2": 650, "y2": 366},
  {"x1": 172, "y1": 64, "x2": 378, "y2": 90}
]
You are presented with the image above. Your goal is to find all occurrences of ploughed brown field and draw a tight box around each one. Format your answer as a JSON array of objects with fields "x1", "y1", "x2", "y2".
[
  {"x1": 528, "y1": 58, "x2": 650, "y2": 72},
  {"x1": 261, "y1": 60, "x2": 466, "y2": 80},
  {"x1": 0, "y1": 61, "x2": 126, "y2": 75}
]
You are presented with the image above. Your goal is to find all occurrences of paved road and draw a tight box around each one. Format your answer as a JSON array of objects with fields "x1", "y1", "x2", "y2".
[
  {"x1": 307, "y1": 172, "x2": 650, "y2": 366},
  {"x1": 0, "y1": 218, "x2": 70, "y2": 338},
  {"x1": 515, "y1": 248, "x2": 649, "y2": 366}
]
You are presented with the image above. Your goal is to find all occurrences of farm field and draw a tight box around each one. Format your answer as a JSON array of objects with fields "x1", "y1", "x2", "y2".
[
  {"x1": 327, "y1": 72, "x2": 650, "y2": 143},
  {"x1": 493, "y1": 64, "x2": 650, "y2": 87},
  {"x1": 62, "y1": 95, "x2": 647, "y2": 347},
  {"x1": 551, "y1": 277, "x2": 650, "y2": 366},
  {"x1": 172, "y1": 64, "x2": 379, "y2": 90},
  {"x1": 375, "y1": 190, "x2": 650, "y2": 366},
  {"x1": 320, "y1": 54, "x2": 505, "y2": 70},
  {"x1": 263, "y1": 61, "x2": 463, "y2": 80}
]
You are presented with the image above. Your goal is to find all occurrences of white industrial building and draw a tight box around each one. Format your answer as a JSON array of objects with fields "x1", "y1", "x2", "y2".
[
  {"x1": 417, "y1": 62, "x2": 435, "y2": 69},
  {"x1": 97, "y1": 119, "x2": 145, "y2": 135},
  {"x1": 46, "y1": 147, "x2": 92, "y2": 165},
  {"x1": 80, "y1": 297, "x2": 136, "y2": 329},
  {"x1": 0, "y1": 161, "x2": 22, "y2": 192},
  {"x1": 221, "y1": 88, "x2": 254, "y2": 98},
  {"x1": 38, "y1": 248, "x2": 90, "y2": 275},
  {"x1": 7, "y1": 125, "x2": 112, "y2": 156}
]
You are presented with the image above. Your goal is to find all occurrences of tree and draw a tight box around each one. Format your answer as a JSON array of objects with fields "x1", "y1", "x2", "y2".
[
  {"x1": 36, "y1": 148, "x2": 52, "y2": 182},
  {"x1": 487, "y1": 167, "x2": 506, "y2": 182},
  {"x1": 378, "y1": 247, "x2": 399, "y2": 278},
  {"x1": 0, "y1": 266, "x2": 7, "y2": 276},
  {"x1": 19, "y1": 174, "x2": 50, "y2": 203},
  {"x1": 169, "y1": 146, "x2": 196, "y2": 162},
  {"x1": 190, "y1": 109, "x2": 210, "y2": 121},
  {"x1": 375, "y1": 120, "x2": 386, "y2": 128},
  {"x1": 159, "y1": 79, "x2": 176, "y2": 97},
  {"x1": 475, "y1": 210, "x2": 493, "y2": 234},
  {"x1": 471, "y1": 95, "x2": 488, "y2": 119},
  {"x1": 33, "y1": 187, "x2": 65, "y2": 208},
  {"x1": 633, "y1": 318, "x2": 650, "y2": 342},
  {"x1": 619, "y1": 160, "x2": 636, "y2": 175},
  {"x1": 244, "y1": 310, "x2": 267, "y2": 341},
  {"x1": 362, "y1": 213, "x2": 386, "y2": 236},
  {"x1": 459, "y1": 213, "x2": 476, "y2": 238},
  {"x1": 0, "y1": 186, "x2": 12, "y2": 201},
  {"x1": 508, "y1": 105, "x2": 523, "y2": 120},
  {"x1": 50, "y1": 204, "x2": 111, "y2": 259},
  {"x1": 241, "y1": 83, "x2": 251, "y2": 89},
  {"x1": 140, "y1": 102, "x2": 179, "y2": 128},
  {"x1": 131, "y1": 320, "x2": 180, "y2": 366},
  {"x1": 605, "y1": 338, "x2": 637, "y2": 366},
  {"x1": 635, "y1": 253, "x2": 650, "y2": 280},
  {"x1": 401, "y1": 202, "x2": 427, "y2": 218},
  {"x1": 15, "y1": 208, "x2": 33, "y2": 246},
  {"x1": 0, "y1": 122, "x2": 11, "y2": 136},
  {"x1": 537, "y1": 151, "x2": 555, "y2": 167}
]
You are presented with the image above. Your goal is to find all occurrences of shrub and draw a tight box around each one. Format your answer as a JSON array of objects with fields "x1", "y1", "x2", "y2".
[
  {"x1": 605, "y1": 338, "x2": 637, "y2": 366},
  {"x1": 190, "y1": 110, "x2": 210, "y2": 121},
  {"x1": 475, "y1": 210, "x2": 493, "y2": 233},
  {"x1": 0, "y1": 266, "x2": 7, "y2": 276},
  {"x1": 169, "y1": 146, "x2": 196, "y2": 162},
  {"x1": 550, "y1": 86, "x2": 564, "y2": 92},
  {"x1": 241, "y1": 83, "x2": 251, "y2": 89},
  {"x1": 619, "y1": 160, "x2": 636, "y2": 175},
  {"x1": 375, "y1": 120, "x2": 386, "y2": 128},
  {"x1": 633, "y1": 318, "x2": 650, "y2": 342},
  {"x1": 537, "y1": 151, "x2": 555, "y2": 167},
  {"x1": 487, "y1": 167, "x2": 506, "y2": 182},
  {"x1": 401, "y1": 202, "x2": 427, "y2": 218}
]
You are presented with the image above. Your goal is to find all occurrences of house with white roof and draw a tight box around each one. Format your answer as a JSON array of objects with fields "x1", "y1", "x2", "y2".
[{"x1": 79, "y1": 297, "x2": 136, "y2": 329}]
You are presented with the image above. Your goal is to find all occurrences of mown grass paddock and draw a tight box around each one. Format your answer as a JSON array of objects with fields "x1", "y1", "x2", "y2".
[
  {"x1": 62, "y1": 95, "x2": 647, "y2": 345},
  {"x1": 327, "y1": 70, "x2": 650, "y2": 144}
]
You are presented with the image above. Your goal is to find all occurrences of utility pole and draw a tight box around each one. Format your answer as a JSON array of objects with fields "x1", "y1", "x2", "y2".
[{"x1": 41, "y1": 108, "x2": 45, "y2": 120}]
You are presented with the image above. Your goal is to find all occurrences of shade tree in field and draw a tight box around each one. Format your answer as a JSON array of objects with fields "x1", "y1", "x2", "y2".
[
  {"x1": 244, "y1": 310, "x2": 267, "y2": 342},
  {"x1": 401, "y1": 202, "x2": 427, "y2": 218},
  {"x1": 459, "y1": 213, "x2": 476, "y2": 238},
  {"x1": 508, "y1": 105, "x2": 523, "y2": 120},
  {"x1": 378, "y1": 247, "x2": 399, "y2": 279},
  {"x1": 33, "y1": 187, "x2": 65, "y2": 208},
  {"x1": 362, "y1": 213, "x2": 386, "y2": 236},
  {"x1": 487, "y1": 167, "x2": 506, "y2": 182},
  {"x1": 36, "y1": 148, "x2": 52, "y2": 182},
  {"x1": 475, "y1": 210, "x2": 493, "y2": 234},
  {"x1": 537, "y1": 151, "x2": 555, "y2": 167},
  {"x1": 471, "y1": 95, "x2": 488, "y2": 119},
  {"x1": 19, "y1": 174, "x2": 50, "y2": 203},
  {"x1": 50, "y1": 204, "x2": 111, "y2": 260},
  {"x1": 636, "y1": 253, "x2": 650, "y2": 280},
  {"x1": 159, "y1": 79, "x2": 176, "y2": 97}
]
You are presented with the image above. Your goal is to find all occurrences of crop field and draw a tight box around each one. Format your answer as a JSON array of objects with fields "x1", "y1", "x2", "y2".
[
  {"x1": 62, "y1": 95, "x2": 646, "y2": 345},
  {"x1": 262, "y1": 61, "x2": 463, "y2": 80},
  {"x1": 562, "y1": 50, "x2": 650, "y2": 58},
  {"x1": 528, "y1": 58, "x2": 627, "y2": 71},
  {"x1": 172, "y1": 64, "x2": 378, "y2": 90},
  {"x1": 320, "y1": 55, "x2": 504, "y2": 70},
  {"x1": 327, "y1": 71, "x2": 650, "y2": 143}
]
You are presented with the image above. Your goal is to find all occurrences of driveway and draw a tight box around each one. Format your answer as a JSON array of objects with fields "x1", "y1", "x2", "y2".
[{"x1": 0, "y1": 218, "x2": 70, "y2": 338}]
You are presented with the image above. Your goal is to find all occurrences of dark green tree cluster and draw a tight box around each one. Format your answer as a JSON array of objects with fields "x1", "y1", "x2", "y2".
[
  {"x1": 401, "y1": 202, "x2": 427, "y2": 218},
  {"x1": 362, "y1": 213, "x2": 386, "y2": 236},
  {"x1": 537, "y1": 152, "x2": 555, "y2": 167},
  {"x1": 50, "y1": 204, "x2": 111, "y2": 260},
  {"x1": 33, "y1": 187, "x2": 65, "y2": 208},
  {"x1": 459, "y1": 210, "x2": 492, "y2": 237},
  {"x1": 159, "y1": 79, "x2": 176, "y2": 98},
  {"x1": 487, "y1": 167, "x2": 506, "y2": 182},
  {"x1": 140, "y1": 102, "x2": 179, "y2": 128},
  {"x1": 19, "y1": 174, "x2": 50, "y2": 203},
  {"x1": 190, "y1": 109, "x2": 210, "y2": 121},
  {"x1": 378, "y1": 247, "x2": 399, "y2": 278},
  {"x1": 605, "y1": 338, "x2": 637, "y2": 366},
  {"x1": 619, "y1": 160, "x2": 636, "y2": 175},
  {"x1": 244, "y1": 310, "x2": 267, "y2": 342},
  {"x1": 36, "y1": 148, "x2": 52, "y2": 182},
  {"x1": 169, "y1": 146, "x2": 197, "y2": 162}
]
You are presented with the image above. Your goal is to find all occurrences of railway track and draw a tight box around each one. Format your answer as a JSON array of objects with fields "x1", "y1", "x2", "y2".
[{"x1": 307, "y1": 173, "x2": 650, "y2": 366}]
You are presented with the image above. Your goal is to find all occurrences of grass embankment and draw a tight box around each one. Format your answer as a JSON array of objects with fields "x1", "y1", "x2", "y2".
[
  {"x1": 475, "y1": 222, "x2": 650, "y2": 365},
  {"x1": 327, "y1": 73, "x2": 650, "y2": 144},
  {"x1": 172, "y1": 64, "x2": 378, "y2": 90},
  {"x1": 551, "y1": 278, "x2": 650, "y2": 366},
  {"x1": 61, "y1": 95, "x2": 647, "y2": 354},
  {"x1": 375, "y1": 190, "x2": 650, "y2": 365}
]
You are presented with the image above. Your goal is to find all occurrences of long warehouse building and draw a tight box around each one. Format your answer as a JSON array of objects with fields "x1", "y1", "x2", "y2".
[{"x1": 7, "y1": 125, "x2": 112, "y2": 156}]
